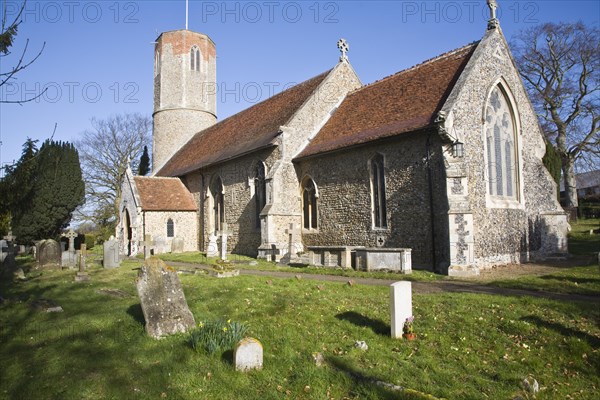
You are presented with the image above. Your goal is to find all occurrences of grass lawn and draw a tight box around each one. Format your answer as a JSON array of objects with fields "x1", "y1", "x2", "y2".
[{"x1": 1, "y1": 255, "x2": 598, "y2": 399}]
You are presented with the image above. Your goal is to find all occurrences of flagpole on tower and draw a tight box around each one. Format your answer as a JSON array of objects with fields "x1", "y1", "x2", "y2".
[{"x1": 185, "y1": 0, "x2": 189, "y2": 30}]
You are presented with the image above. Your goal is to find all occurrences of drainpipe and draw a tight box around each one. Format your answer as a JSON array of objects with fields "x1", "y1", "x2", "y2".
[{"x1": 426, "y1": 131, "x2": 438, "y2": 273}]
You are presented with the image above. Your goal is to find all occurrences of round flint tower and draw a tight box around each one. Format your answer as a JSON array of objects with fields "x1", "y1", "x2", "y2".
[{"x1": 152, "y1": 30, "x2": 217, "y2": 173}]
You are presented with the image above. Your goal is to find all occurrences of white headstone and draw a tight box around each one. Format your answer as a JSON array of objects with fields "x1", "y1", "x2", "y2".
[
  {"x1": 234, "y1": 337, "x2": 263, "y2": 371},
  {"x1": 171, "y1": 237, "x2": 184, "y2": 253},
  {"x1": 206, "y1": 234, "x2": 218, "y2": 257},
  {"x1": 103, "y1": 239, "x2": 120, "y2": 269},
  {"x1": 390, "y1": 281, "x2": 412, "y2": 339}
]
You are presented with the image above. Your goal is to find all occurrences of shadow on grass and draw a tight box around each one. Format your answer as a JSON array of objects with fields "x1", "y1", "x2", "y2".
[
  {"x1": 335, "y1": 311, "x2": 389, "y2": 336},
  {"x1": 521, "y1": 315, "x2": 600, "y2": 348},
  {"x1": 221, "y1": 349, "x2": 234, "y2": 365},
  {"x1": 327, "y1": 356, "x2": 436, "y2": 400},
  {"x1": 127, "y1": 303, "x2": 145, "y2": 325}
]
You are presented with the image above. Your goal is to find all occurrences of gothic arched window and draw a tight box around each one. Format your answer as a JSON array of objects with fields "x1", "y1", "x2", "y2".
[
  {"x1": 485, "y1": 85, "x2": 518, "y2": 198},
  {"x1": 166, "y1": 218, "x2": 174, "y2": 237},
  {"x1": 370, "y1": 154, "x2": 387, "y2": 228},
  {"x1": 302, "y1": 177, "x2": 318, "y2": 230},
  {"x1": 212, "y1": 177, "x2": 224, "y2": 234},
  {"x1": 190, "y1": 46, "x2": 201, "y2": 72},
  {"x1": 254, "y1": 162, "x2": 266, "y2": 229}
]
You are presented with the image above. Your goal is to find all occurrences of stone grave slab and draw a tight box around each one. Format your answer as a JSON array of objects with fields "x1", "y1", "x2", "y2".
[{"x1": 136, "y1": 257, "x2": 196, "y2": 339}]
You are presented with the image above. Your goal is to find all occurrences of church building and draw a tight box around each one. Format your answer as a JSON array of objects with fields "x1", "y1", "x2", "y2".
[{"x1": 118, "y1": 4, "x2": 568, "y2": 275}]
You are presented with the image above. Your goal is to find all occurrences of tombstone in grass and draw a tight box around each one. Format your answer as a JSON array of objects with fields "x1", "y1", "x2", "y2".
[
  {"x1": 218, "y1": 223, "x2": 233, "y2": 261},
  {"x1": 206, "y1": 234, "x2": 218, "y2": 257},
  {"x1": 1, "y1": 232, "x2": 16, "y2": 272},
  {"x1": 39, "y1": 239, "x2": 61, "y2": 269},
  {"x1": 135, "y1": 257, "x2": 196, "y2": 338},
  {"x1": 140, "y1": 235, "x2": 154, "y2": 260},
  {"x1": 61, "y1": 229, "x2": 78, "y2": 268},
  {"x1": 154, "y1": 235, "x2": 167, "y2": 255},
  {"x1": 390, "y1": 281, "x2": 413, "y2": 339},
  {"x1": 103, "y1": 237, "x2": 121, "y2": 269},
  {"x1": 234, "y1": 337, "x2": 263, "y2": 371},
  {"x1": 34, "y1": 240, "x2": 44, "y2": 263},
  {"x1": 171, "y1": 237, "x2": 184, "y2": 253},
  {"x1": 280, "y1": 223, "x2": 301, "y2": 264},
  {"x1": 75, "y1": 244, "x2": 89, "y2": 282}
]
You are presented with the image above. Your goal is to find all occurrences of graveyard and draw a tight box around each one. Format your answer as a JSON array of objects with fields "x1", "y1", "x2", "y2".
[{"x1": 0, "y1": 220, "x2": 598, "y2": 399}]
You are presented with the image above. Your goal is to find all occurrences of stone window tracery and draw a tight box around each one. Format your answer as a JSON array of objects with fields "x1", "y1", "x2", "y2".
[
  {"x1": 302, "y1": 177, "x2": 318, "y2": 230},
  {"x1": 166, "y1": 218, "x2": 174, "y2": 237},
  {"x1": 190, "y1": 46, "x2": 201, "y2": 72},
  {"x1": 254, "y1": 162, "x2": 266, "y2": 228},
  {"x1": 370, "y1": 154, "x2": 387, "y2": 228},
  {"x1": 212, "y1": 177, "x2": 224, "y2": 234},
  {"x1": 485, "y1": 85, "x2": 518, "y2": 198}
]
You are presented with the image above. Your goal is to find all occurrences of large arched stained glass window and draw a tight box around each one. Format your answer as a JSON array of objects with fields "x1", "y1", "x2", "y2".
[{"x1": 485, "y1": 86, "x2": 517, "y2": 198}]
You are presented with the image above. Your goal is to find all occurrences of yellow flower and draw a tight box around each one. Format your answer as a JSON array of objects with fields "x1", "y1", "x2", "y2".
[
  {"x1": 227, "y1": 319, "x2": 231, "y2": 324},
  {"x1": 223, "y1": 327, "x2": 228, "y2": 332},
  {"x1": 198, "y1": 322, "x2": 204, "y2": 328}
]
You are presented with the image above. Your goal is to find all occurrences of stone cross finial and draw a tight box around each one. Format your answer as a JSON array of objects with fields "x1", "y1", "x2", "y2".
[
  {"x1": 61, "y1": 229, "x2": 77, "y2": 252},
  {"x1": 487, "y1": 0, "x2": 499, "y2": 29},
  {"x1": 337, "y1": 38, "x2": 349, "y2": 62}
]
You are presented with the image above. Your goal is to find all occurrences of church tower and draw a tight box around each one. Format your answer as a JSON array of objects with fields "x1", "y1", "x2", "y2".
[{"x1": 152, "y1": 30, "x2": 217, "y2": 173}]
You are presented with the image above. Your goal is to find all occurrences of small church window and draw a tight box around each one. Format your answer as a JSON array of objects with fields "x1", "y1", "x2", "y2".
[
  {"x1": 212, "y1": 177, "x2": 224, "y2": 234},
  {"x1": 154, "y1": 51, "x2": 160, "y2": 76},
  {"x1": 166, "y1": 218, "x2": 174, "y2": 237},
  {"x1": 302, "y1": 178, "x2": 318, "y2": 230},
  {"x1": 190, "y1": 46, "x2": 201, "y2": 72},
  {"x1": 371, "y1": 154, "x2": 387, "y2": 228},
  {"x1": 485, "y1": 85, "x2": 517, "y2": 198},
  {"x1": 255, "y1": 162, "x2": 266, "y2": 229}
]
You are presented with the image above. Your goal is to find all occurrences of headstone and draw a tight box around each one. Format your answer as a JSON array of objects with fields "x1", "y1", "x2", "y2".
[
  {"x1": 103, "y1": 239, "x2": 120, "y2": 269},
  {"x1": 61, "y1": 229, "x2": 77, "y2": 252},
  {"x1": 34, "y1": 240, "x2": 44, "y2": 262},
  {"x1": 206, "y1": 234, "x2": 218, "y2": 257},
  {"x1": 171, "y1": 237, "x2": 184, "y2": 253},
  {"x1": 218, "y1": 223, "x2": 232, "y2": 261},
  {"x1": 234, "y1": 337, "x2": 263, "y2": 371},
  {"x1": 141, "y1": 235, "x2": 154, "y2": 260},
  {"x1": 390, "y1": 281, "x2": 412, "y2": 339},
  {"x1": 154, "y1": 236, "x2": 166, "y2": 255},
  {"x1": 18, "y1": 245, "x2": 26, "y2": 255},
  {"x1": 75, "y1": 244, "x2": 89, "y2": 282},
  {"x1": 61, "y1": 229, "x2": 78, "y2": 268},
  {"x1": 39, "y1": 240, "x2": 61, "y2": 268},
  {"x1": 136, "y1": 257, "x2": 196, "y2": 338},
  {"x1": 281, "y1": 223, "x2": 302, "y2": 264}
]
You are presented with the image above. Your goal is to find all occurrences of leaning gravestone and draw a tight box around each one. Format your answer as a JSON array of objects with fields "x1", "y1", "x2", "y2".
[
  {"x1": 103, "y1": 239, "x2": 120, "y2": 269},
  {"x1": 136, "y1": 257, "x2": 196, "y2": 338},
  {"x1": 234, "y1": 337, "x2": 263, "y2": 371},
  {"x1": 171, "y1": 237, "x2": 184, "y2": 253},
  {"x1": 39, "y1": 239, "x2": 61, "y2": 269}
]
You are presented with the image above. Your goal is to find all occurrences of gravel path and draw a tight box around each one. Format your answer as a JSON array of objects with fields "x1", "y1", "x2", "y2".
[{"x1": 169, "y1": 261, "x2": 599, "y2": 303}]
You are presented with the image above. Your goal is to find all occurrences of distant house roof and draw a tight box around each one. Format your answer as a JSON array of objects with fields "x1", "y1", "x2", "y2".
[
  {"x1": 296, "y1": 42, "x2": 478, "y2": 159},
  {"x1": 133, "y1": 176, "x2": 197, "y2": 211},
  {"x1": 157, "y1": 70, "x2": 332, "y2": 177}
]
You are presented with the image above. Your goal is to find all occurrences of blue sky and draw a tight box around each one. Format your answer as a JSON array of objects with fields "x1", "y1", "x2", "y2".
[{"x1": 1, "y1": 0, "x2": 598, "y2": 169}]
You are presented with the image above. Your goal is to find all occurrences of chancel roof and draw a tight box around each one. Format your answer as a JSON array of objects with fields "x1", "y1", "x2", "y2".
[
  {"x1": 296, "y1": 42, "x2": 478, "y2": 159},
  {"x1": 133, "y1": 176, "x2": 197, "y2": 211}
]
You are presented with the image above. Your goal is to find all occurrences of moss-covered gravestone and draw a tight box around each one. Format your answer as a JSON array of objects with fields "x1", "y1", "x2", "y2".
[{"x1": 136, "y1": 257, "x2": 196, "y2": 338}]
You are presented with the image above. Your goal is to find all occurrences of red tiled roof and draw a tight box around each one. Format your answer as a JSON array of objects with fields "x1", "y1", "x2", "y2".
[
  {"x1": 296, "y1": 43, "x2": 478, "y2": 158},
  {"x1": 133, "y1": 176, "x2": 197, "y2": 211},
  {"x1": 157, "y1": 70, "x2": 331, "y2": 177}
]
